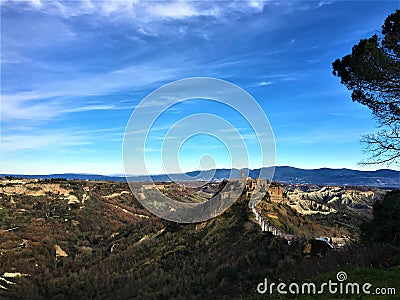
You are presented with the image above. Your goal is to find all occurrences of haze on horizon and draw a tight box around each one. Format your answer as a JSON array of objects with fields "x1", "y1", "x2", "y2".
[{"x1": 1, "y1": 0, "x2": 399, "y2": 175}]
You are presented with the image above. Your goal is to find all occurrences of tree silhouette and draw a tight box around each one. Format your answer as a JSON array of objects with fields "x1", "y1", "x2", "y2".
[
  {"x1": 332, "y1": 10, "x2": 400, "y2": 165},
  {"x1": 360, "y1": 190, "x2": 400, "y2": 246}
]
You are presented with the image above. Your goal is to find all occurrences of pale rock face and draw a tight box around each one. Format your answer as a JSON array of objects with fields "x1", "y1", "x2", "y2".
[
  {"x1": 82, "y1": 193, "x2": 88, "y2": 204},
  {"x1": 286, "y1": 186, "x2": 386, "y2": 213},
  {"x1": 0, "y1": 181, "x2": 72, "y2": 197},
  {"x1": 0, "y1": 272, "x2": 29, "y2": 290},
  {"x1": 2, "y1": 272, "x2": 29, "y2": 278},
  {"x1": 54, "y1": 244, "x2": 68, "y2": 257},
  {"x1": 67, "y1": 195, "x2": 80, "y2": 205}
]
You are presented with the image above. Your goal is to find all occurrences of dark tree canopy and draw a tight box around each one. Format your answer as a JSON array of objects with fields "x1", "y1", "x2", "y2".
[
  {"x1": 332, "y1": 10, "x2": 400, "y2": 166},
  {"x1": 360, "y1": 190, "x2": 400, "y2": 246}
]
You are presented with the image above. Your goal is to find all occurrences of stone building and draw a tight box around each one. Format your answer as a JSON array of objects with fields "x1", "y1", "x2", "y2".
[{"x1": 242, "y1": 172, "x2": 287, "y2": 203}]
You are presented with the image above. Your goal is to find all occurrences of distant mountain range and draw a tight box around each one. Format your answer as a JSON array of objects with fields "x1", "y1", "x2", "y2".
[{"x1": 2, "y1": 166, "x2": 399, "y2": 188}]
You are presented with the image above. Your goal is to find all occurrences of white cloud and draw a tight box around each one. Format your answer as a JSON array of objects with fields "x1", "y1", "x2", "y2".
[
  {"x1": 0, "y1": 126, "x2": 124, "y2": 153},
  {"x1": 148, "y1": 2, "x2": 205, "y2": 19},
  {"x1": 27, "y1": 0, "x2": 42, "y2": 8},
  {"x1": 255, "y1": 81, "x2": 274, "y2": 86},
  {"x1": 61, "y1": 105, "x2": 116, "y2": 113},
  {"x1": 0, "y1": 132, "x2": 89, "y2": 152},
  {"x1": 1, "y1": 0, "x2": 265, "y2": 22},
  {"x1": 1, "y1": 98, "x2": 63, "y2": 121},
  {"x1": 259, "y1": 71, "x2": 306, "y2": 82},
  {"x1": 61, "y1": 104, "x2": 135, "y2": 113},
  {"x1": 248, "y1": 1, "x2": 264, "y2": 11},
  {"x1": 1, "y1": 62, "x2": 182, "y2": 121}
]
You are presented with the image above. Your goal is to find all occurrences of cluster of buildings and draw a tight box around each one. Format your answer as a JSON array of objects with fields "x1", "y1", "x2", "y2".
[
  {"x1": 241, "y1": 172, "x2": 347, "y2": 249},
  {"x1": 241, "y1": 170, "x2": 287, "y2": 202}
]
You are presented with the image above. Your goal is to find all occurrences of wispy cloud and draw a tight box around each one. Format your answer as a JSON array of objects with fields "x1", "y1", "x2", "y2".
[
  {"x1": 1, "y1": 0, "x2": 266, "y2": 22},
  {"x1": 61, "y1": 104, "x2": 135, "y2": 113},
  {"x1": 1, "y1": 62, "x2": 183, "y2": 121},
  {"x1": 275, "y1": 128, "x2": 363, "y2": 145},
  {"x1": 2, "y1": 63, "x2": 180, "y2": 102},
  {"x1": 253, "y1": 81, "x2": 274, "y2": 87},
  {"x1": 1, "y1": 126, "x2": 124, "y2": 153},
  {"x1": 255, "y1": 72, "x2": 306, "y2": 83},
  {"x1": 1, "y1": 131, "x2": 89, "y2": 152}
]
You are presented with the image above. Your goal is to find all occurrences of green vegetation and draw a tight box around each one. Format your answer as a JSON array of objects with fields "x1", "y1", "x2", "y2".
[{"x1": 360, "y1": 190, "x2": 400, "y2": 246}]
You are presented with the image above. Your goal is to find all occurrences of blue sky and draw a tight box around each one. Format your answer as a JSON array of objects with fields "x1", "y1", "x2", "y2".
[{"x1": 1, "y1": 0, "x2": 399, "y2": 175}]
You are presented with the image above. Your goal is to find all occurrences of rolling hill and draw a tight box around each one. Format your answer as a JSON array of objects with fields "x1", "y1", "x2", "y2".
[{"x1": 2, "y1": 167, "x2": 399, "y2": 187}]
